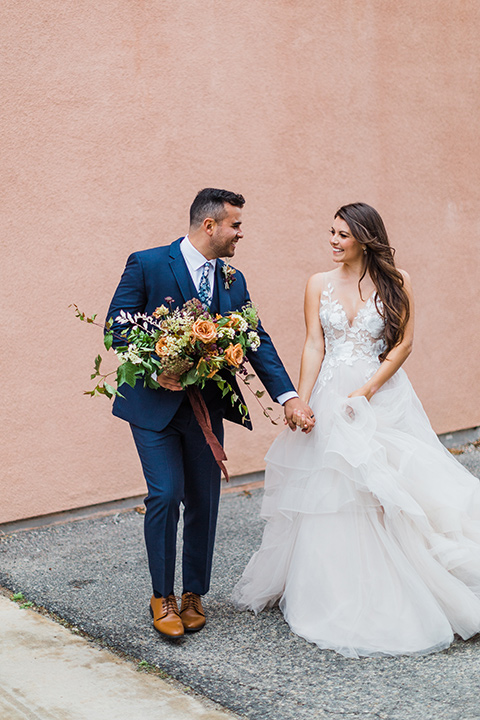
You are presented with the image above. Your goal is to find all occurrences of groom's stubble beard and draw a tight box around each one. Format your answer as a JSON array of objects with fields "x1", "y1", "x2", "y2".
[{"x1": 210, "y1": 233, "x2": 239, "y2": 259}]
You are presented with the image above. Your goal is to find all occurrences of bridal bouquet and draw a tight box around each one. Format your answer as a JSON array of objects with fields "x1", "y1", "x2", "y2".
[{"x1": 73, "y1": 298, "x2": 264, "y2": 421}]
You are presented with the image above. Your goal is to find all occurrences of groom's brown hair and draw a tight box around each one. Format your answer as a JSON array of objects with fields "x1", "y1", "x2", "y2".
[{"x1": 189, "y1": 188, "x2": 245, "y2": 228}]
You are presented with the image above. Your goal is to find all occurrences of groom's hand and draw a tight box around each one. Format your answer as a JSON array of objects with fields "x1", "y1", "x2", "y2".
[
  {"x1": 156, "y1": 372, "x2": 183, "y2": 391},
  {"x1": 284, "y1": 398, "x2": 315, "y2": 433}
]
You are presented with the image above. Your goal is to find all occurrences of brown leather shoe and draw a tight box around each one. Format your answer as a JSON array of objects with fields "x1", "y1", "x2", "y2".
[
  {"x1": 180, "y1": 592, "x2": 206, "y2": 632},
  {"x1": 150, "y1": 594, "x2": 184, "y2": 638}
]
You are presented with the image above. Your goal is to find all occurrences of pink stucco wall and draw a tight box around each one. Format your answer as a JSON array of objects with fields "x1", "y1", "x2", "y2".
[{"x1": 2, "y1": 1, "x2": 480, "y2": 523}]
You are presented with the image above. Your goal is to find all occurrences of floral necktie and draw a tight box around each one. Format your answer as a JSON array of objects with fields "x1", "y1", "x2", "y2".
[{"x1": 198, "y1": 262, "x2": 212, "y2": 308}]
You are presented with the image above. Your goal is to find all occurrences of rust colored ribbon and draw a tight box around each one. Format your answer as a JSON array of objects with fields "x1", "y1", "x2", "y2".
[{"x1": 186, "y1": 386, "x2": 229, "y2": 482}]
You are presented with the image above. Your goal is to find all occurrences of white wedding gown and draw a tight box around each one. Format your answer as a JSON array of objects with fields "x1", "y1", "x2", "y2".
[{"x1": 232, "y1": 282, "x2": 480, "y2": 658}]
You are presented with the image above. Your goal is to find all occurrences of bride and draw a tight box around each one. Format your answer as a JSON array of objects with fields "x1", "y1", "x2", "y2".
[{"x1": 232, "y1": 202, "x2": 480, "y2": 658}]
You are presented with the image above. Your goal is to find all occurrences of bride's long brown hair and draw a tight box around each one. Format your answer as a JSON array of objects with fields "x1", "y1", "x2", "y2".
[{"x1": 334, "y1": 203, "x2": 410, "y2": 361}]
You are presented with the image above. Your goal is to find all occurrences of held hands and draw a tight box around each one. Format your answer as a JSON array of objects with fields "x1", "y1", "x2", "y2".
[{"x1": 284, "y1": 398, "x2": 315, "y2": 433}]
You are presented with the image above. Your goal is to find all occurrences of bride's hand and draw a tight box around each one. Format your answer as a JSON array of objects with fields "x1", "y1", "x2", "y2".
[{"x1": 348, "y1": 384, "x2": 373, "y2": 401}]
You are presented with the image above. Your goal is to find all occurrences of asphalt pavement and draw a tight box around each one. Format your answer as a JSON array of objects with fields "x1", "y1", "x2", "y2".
[{"x1": 1, "y1": 438, "x2": 480, "y2": 720}]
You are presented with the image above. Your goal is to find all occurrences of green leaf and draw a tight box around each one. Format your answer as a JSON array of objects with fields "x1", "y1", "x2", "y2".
[
  {"x1": 104, "y1": 383, "x2": 116, "y2": 398},
  {"x1": 244, "y1": 374, "x2": 255, "y2": 383},
  {"x1": 104, "y1": 332, "x2": 113, "y2": 351},
  {"x1": 94, "y1": 355, "x2": 102, "y2": 373},
  {"x1": 12, "y1": 592, "x2": 24, "y2": 602},
  {"x1": 255, "y1": 390, "x2": 265, "y2": 398},
  {"x1": 145, "y1": 375, "x2": 160, "y2": 389},
  {"x1": 183, "y1": 367, "x2": 200, "y2": 386},
  {"x1": 117, "y1": 362, "x2": 140, "y2": 388}
]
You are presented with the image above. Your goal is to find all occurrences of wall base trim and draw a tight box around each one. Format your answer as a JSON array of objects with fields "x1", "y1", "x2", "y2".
[{"x1": 0, "y1": 471, "x2": 266, "y2": 534}]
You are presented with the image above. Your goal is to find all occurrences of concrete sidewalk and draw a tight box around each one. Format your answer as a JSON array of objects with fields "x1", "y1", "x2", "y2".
[
  {"x1": 0, "y1": 593, "x2": 238, "y2": 720},
  {"x1": 1, "y1": 438, "x2": 480, "y2": 720}
]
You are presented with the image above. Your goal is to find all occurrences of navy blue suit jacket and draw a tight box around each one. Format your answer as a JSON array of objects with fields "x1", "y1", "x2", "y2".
[{"x1": 106, "y1": 238, "x2": 295, "y2": 432}]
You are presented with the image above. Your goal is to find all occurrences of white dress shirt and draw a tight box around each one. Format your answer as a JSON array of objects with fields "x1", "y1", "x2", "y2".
[
  {"x1": 180, "y1": 236, "x2": 216, "y2": 301},
  {"x1": 179, "y1": 236, "x2": 297, "y2": 407}
]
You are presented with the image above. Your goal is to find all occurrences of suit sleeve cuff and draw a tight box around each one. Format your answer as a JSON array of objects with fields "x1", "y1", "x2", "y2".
[{"x1": 276, "y1": 391, "x2": 299, "y2": 406}]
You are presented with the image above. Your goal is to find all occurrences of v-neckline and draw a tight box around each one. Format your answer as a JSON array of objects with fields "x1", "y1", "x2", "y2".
[{"x1": 324, "y1": 283, "x2": 377, "y2": 329}]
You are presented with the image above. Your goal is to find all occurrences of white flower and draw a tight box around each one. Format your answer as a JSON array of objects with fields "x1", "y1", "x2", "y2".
[
  {"x1": 247, "y1": 331, "x2": 260, "y2": 350},
  {"x1": 126, "y1": 345, "x2": 143, "y2": 364},
  {"x1": 229, "y1": 314, "x2": 248, "y2": 332},
  {"x1": 218, "y1": 327, "x2": 236, "y2": 340},
  {"x1": 128, "y1": 353, "x2": 143, "y2": 365}
]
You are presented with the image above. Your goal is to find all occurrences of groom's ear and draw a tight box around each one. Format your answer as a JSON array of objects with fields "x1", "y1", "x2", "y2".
[{"x1": 203, "y1": 217, "x2": 216, "y2": 236}]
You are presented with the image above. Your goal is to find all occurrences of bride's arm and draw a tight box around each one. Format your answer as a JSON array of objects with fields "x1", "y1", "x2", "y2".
[
  {"x1": 349, "y1": 270, "x2": 415, "y2": 401},
  {"x1": 297, "y1": 273, "x2": 326, "y2": 404}
]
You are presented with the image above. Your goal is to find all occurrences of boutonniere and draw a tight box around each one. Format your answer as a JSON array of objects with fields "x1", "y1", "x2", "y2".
[{"x1": 221, "y1": 262, "x2": 236, "y2": 290}]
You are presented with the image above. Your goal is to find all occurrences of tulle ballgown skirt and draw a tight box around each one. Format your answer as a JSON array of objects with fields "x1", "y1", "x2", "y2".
[{"x1": 232, "y1": 361, "x2": 480, "y2": 658}]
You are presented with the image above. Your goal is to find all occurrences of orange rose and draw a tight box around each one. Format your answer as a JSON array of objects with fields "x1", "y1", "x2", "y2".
[
  {"x1": 224, "y1": 317, "x2": 240, "y2": 328},
  {"x1": 224, "y1": 343, "x2": 244, "y2": 368},
  {"x1": 155, "y1": 337, "x2": 169, "y2": 356},
  {"x1": 191, "y1": 319, "x2": 217, "y2": 344}
]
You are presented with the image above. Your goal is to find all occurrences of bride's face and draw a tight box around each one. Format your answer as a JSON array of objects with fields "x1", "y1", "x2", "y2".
[{"x1": 329, "y1": 217, "x2": 364, "y2": 264}]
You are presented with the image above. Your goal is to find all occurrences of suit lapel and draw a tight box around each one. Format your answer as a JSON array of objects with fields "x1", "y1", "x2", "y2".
[
  {"x1": 215, "y1": 260, "x2": 232, "y2": 315},
  {"x1": 169, "y1": 238, "x2": 197, "y2": 304}
]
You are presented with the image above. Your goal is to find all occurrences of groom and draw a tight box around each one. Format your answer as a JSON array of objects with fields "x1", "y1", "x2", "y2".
[{"x1": 107, "y1": 188, "x2": 314, "y2": 638}]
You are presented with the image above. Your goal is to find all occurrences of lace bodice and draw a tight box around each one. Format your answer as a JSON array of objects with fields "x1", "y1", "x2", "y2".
[{"x1": 318, "y1": 283, "x2": 386, "y2": 386}]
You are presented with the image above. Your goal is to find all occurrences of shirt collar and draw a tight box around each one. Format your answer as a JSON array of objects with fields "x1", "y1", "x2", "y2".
[{"x1": 180, "y1": 236, "x2": 217, "y2": 271}]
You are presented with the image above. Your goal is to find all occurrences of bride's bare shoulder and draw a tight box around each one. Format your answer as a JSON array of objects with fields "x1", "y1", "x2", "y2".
[{"x1": 306, "y1": 269, "x2": 335, "y2": 294}]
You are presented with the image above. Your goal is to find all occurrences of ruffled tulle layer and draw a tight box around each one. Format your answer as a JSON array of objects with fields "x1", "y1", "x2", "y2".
[{"x1": 232, "y1": 363, "x2": 480, "y2": 658}]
